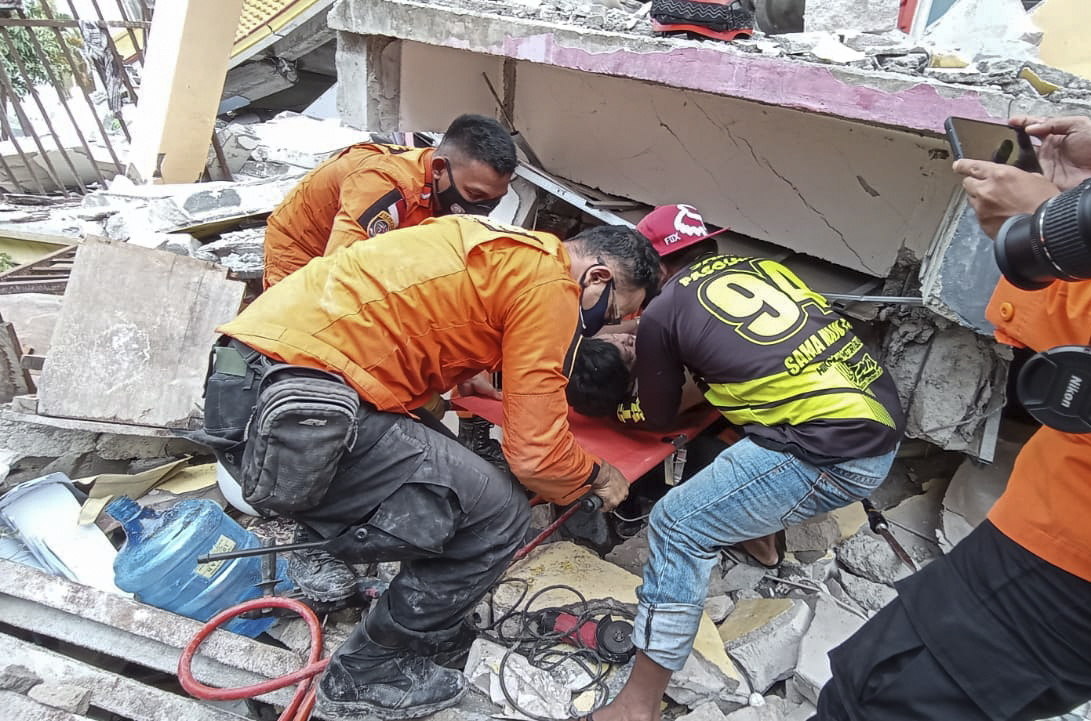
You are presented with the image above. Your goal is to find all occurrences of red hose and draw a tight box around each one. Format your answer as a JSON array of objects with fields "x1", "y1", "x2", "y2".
[{"x1": 178, "y1": 597, "x2": 329, "y2": 721}]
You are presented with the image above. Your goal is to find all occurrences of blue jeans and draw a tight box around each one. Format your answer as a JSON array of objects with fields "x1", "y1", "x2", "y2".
[{"x1": 633, "y1": 437, "x2": 897, "y2": 671}]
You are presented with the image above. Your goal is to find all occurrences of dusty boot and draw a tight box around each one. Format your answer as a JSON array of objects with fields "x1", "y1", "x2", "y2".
[
  {"x1": 286, "y1": 523, "x2": 357, "y2": 603},
  {"x1": 431, "y1": 621, "x2": 478, "y2": 669},
  {"x1": 457, "y1": 415, "x2": 510, "y2": 474},
  {"x1": 317, "y1": 601, "x2": 468, "y2": 720}
]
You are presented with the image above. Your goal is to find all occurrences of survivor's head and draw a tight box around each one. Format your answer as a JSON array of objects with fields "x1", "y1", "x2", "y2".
[
  {"x1": 432, "y1": 114, "x2": 517, "y2": 216},
  {"x1": 565, "y1": 225, "x2": 661, "y2": 336},
  {"x1": 566, "y1": 335, "x2": 635, "y2": 417}
]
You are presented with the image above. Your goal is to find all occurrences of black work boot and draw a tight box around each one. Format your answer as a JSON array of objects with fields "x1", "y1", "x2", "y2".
[
  {"x1": 316, "y1": 600, "x2": 468, "y2": 720},
  {"x1": 457, "y1": 415, "x2": 510, "y2": 474},
  {"x1": 286, "y1": 523, "x2": 358, "y2": 603},
  {"x1": 431, "y1": 621, "x2": 478, "y2": 669}
]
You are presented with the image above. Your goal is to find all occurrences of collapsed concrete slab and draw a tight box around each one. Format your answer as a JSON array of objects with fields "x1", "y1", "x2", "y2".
[
  {"x1": 499, "y1": 542, "x2": 749, "y2": 710},
  {"x1": 836, "y1": 531, "x2": 915, "y2": 587},
  {"x1": 793, "y1": 596, "x2": 866, "y2": 705},
  {"x1": 36, "y1": 240, "x2": 245, "y2": 429},
  {"x1": 720, "y1": 598, "x2": 813, "y2": 694}
]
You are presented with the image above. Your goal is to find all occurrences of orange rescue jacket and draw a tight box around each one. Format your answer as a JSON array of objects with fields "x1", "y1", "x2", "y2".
[
  {"x1": 222, "y1": 214, "x2": 598, "y2": 505},
  {"x1": 986, "y1": 277, "x2": 1091, "y2": 582},
  {"x1": 263, "y1": 144, "x2": 435, "y2": 288}
]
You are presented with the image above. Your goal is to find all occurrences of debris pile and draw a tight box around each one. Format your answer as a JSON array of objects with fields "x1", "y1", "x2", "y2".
[{"x1": 410, "y1": 0, "x2": 1091, "y2": 105}]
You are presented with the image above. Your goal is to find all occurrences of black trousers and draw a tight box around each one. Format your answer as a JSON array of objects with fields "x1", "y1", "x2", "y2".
[
  {"x1": 201, "y1": 339, "x2": 530, "y2": 637},
  {"x1": 813, "y1": 521, "x2": 1091, "y2": 721}
]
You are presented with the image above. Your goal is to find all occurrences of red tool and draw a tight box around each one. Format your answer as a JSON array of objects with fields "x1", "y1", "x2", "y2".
[{"x1": 537, "y1": 610, "x2": 635, "y2": 663}]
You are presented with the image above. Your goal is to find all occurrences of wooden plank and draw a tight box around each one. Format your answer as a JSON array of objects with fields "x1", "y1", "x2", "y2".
[
  {"x1": 0, "y1": 691, "x2": 89, "y2": 721},
  {"x1": 37, "y1": 239, "x2": 244, "y2": 428},
  {"x1": 0, "y1": 320, "x2": 33, "y2": 402},
  {"x1": 3, "y1": 637, "x2": 244, "y2": 721}
]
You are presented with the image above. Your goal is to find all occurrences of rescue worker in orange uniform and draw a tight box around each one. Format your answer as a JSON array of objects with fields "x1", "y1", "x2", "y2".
[
  {"x1": 811, "y1": 115, "x2": 1091, "y2": 721},
  {"x1": 199, "y1": 215, "x2": 662, "y2": 721},
  {"x1": 261, "y1": 113, "x2": 516, "y2": 288}
]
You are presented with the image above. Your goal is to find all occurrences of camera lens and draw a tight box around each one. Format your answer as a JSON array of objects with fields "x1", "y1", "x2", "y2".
[{"x1": 994, "y1": 181, "x2": 1091, "y2": 290}]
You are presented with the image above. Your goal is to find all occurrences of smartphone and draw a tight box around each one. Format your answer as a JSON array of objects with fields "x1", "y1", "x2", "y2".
[{"x1": 944, "y1": 116, "x2": 1042, "y2": 173}]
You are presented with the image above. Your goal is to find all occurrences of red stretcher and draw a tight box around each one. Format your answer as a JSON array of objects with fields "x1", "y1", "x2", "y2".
[
  {"x1": 451, "y1": 396, "x2": 721, "y2": 482},
  {"x1": 451, "y1": 397, "x2": 724, "y2": 560}
]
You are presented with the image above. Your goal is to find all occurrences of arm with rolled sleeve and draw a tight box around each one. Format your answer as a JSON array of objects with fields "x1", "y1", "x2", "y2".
[{"x1": 498, "y1": 277, "x2": 600, "y2": 505}]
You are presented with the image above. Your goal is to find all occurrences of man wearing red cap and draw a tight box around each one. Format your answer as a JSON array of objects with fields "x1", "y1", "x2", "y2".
[{"x1": 577, "y1": 204, "x2": 905, "y2": 721}]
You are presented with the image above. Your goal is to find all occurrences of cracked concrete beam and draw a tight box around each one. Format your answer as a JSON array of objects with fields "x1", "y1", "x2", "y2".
[{"x1": 328, "y1": 0, "x2": 1091, "y2": 134}]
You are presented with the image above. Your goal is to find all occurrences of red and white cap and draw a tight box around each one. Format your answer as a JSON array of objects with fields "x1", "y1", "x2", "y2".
[{"x1": 636, "y1": 204, "x2": 730, "y2": 257}]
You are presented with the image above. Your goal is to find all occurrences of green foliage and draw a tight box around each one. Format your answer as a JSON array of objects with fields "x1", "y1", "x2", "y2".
[
  {"x1": 0, "y1": 252, "x2": 16, "y2": 272},
  {"x1": 0, "y1": 1, "x2": 78, "y2": 98}
]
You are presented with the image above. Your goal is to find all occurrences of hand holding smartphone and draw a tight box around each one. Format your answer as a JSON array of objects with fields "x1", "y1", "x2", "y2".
[{"x1": 944, "y1": 116, "x2": 1043, "y2": 173}]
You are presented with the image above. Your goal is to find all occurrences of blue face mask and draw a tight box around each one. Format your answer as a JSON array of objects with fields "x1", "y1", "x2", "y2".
[{"x1": 580, "y1": 274, "x2": 615, "y2": 337}]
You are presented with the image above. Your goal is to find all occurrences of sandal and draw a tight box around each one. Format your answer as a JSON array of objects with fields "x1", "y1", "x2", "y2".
[{"x1": 731, "y1": 529, "x2": 786, "y2": 569}]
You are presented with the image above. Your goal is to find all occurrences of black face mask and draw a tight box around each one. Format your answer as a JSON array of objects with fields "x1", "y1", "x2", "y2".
[
  {"x1": 435, "y1": 161, "x2": 503, "y2": 216},
  {"x1": 580, "y1": 271, "x2": 615, "y2": 337}
]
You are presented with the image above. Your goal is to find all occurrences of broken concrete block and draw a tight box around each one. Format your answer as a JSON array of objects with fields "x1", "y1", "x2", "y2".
[
  {"x1": 464, "y1": 638, "x2": 570, "y2": 720},
  {"x1": 679, "y1": 701, "x2": 729, "y2": 721},
  {"x1": 709, "y1": 561, "x2": 767, "y2": 596},
  {"x1": 885, "y1": 479, "x2": 947, "y2": 549},
  {"x1": 194, "y1": 227, "x2": 265, "y2": 278},
  {"x1": 604, "y1": 525, "x2": 649, "y2": 576},
  {"x1": 803, "y1": 0, "x2": 899, "y2": 33},
  {"x1": 720, "y1": 598, "x2": 813, "y2": 694},
  {"x1": 785, "y1": 515, "x2": 841, "y2": 553},
  {"x1": 0, "y1": 664, "x2": 42, "y2": 693},
  {"x1": 37, "y1": 240, "x2": 245, "y2": 429},
  {"x1": 938, "y1": 432, "x2": 1024, "y2": 551},
  {"x1": 826, "y1": 504, "x2": 867, "y2": 542},
  {"x1": 837, "y1": 570, "x2": 897, "y2": 614},
  {"x1": 704, "y1": 595, "x2": 735, "y2": 624},
  {"x1": 836, "y1": 531, "x2": 912, "y2": 586},
  {"x1": 159, "y1": 233, "x2": 202, "y2": 257},
  {"x1": 883, "y1": 320, "x2": 1009, "y2": 454},
  {"x1": 27, "y1": 683, "x2": 92, "y2": 715},
  {"x1": 793, "y1": 596, "x2": 866, "y2": 705},
  {"x1": 501, "y1": 542, "x2": 747, "y2": 709},
  {"x1": 782, "y1": 550, "x2": 837, "y2": 584}
]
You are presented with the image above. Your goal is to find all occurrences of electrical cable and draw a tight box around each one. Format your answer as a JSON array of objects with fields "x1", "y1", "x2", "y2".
[
  {"x1": 178, "y1": 596, "x2": 328, "y2": 721},
  {"x1": 476, "y1": 579, "x2": 635, "y2": 721}
]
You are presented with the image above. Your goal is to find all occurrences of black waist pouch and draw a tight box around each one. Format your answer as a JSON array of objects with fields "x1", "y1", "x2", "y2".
[{"x1": 242, "y1": 364, "x2": 360, "y2": 515}]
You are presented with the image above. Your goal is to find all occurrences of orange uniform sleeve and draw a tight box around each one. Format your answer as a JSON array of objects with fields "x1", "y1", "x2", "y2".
[
  {"x1": 498, "y1": 277, "x2": 598, "y2": 505},
  {"x1": 326, "y1": 169, "x2": 411, "y2": 257}
]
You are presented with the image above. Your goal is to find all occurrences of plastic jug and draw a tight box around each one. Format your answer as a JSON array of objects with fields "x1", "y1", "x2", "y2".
[{"x1": 106, "y1": 496, "x2": 286, "y2": 637}]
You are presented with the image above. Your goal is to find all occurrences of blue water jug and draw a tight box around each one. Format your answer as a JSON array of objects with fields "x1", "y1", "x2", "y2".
[{"x1": 106, "y1": 496, "x2": 287, "y2": 637}]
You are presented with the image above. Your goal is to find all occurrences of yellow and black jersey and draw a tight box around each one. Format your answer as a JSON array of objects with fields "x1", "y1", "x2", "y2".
[{"x1": 618, "y1": 254, "x2": 905, "y2": 464}]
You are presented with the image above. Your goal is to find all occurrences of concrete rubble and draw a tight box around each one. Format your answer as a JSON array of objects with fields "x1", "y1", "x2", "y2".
[
  {"x1": 720, "y1": 599, "x2": 813, "y2": 693},
  {"x1": 791, "y1": 596, "x2": 865, "y2": 706},
  {"x1": 371, "y1": 0, "x2": 1091, "y2": 105},
  {"x1": 26, "y1": 682, "x2": 92, "y2": 715}
]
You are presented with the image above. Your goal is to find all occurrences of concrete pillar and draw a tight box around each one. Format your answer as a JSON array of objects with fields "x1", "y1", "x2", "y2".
[
  {"x1": 336, "y1": 32, "x2": 401, "y2": 132},
  {"x1": 126, "y1": 0, "x2": 244, "y2": 184}
]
